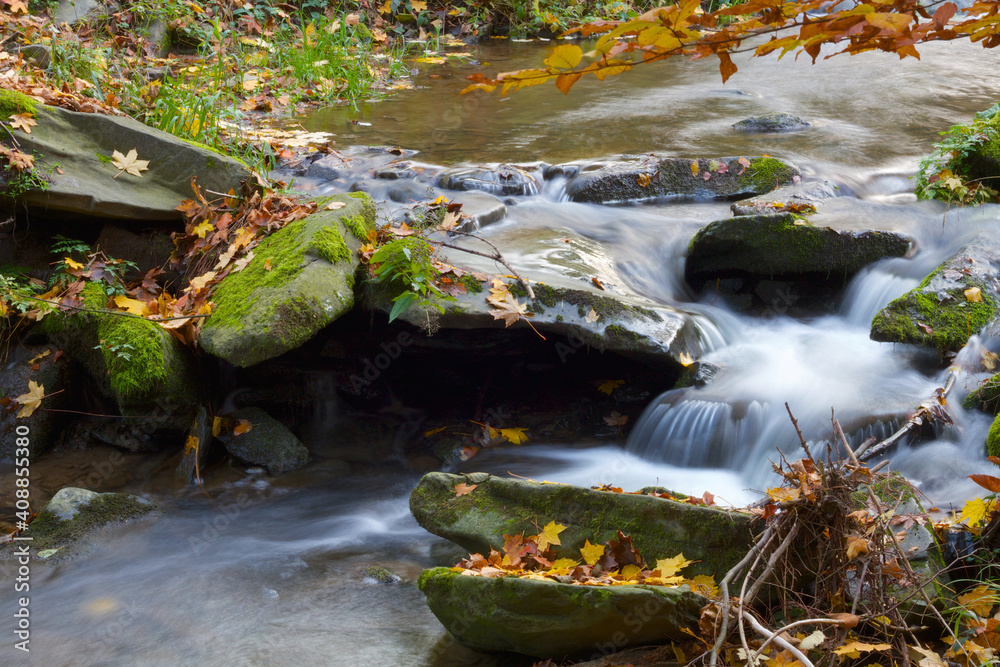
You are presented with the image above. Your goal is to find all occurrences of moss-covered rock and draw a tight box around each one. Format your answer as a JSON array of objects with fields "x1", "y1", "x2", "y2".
[
  {"x1": 410, "y1": 472, "x2": 755, "y2": 580},
  {"x1": 216, "y1": 407, "x2": 310, "y2": 474},
  {"x1": 987, "y1": 414, "x2": 1000, "y2": 458},
  {"x1": 564, "y1": 155, "x2": 799, "y2": 204},
  {"x1": 966, "y1": 374, "x2": 1000, "y2": 414},
  {"x1": 40, "y1": 282, "x2": 198, "y2": 419},
  {"x1": 684, "y1": 213, "x2": 910, "y2": 290},
  {"x1": 0, "y1": 102, "x2": 249, "y2": 221},
  {"x1": 200, "y1": 193, "x2": 374, "y2": 367},
  {"x1": 0, "y1": 487, "x2": 157, "y2": 563},
  {"x1": 418, "y1": 567, "x2": 706, "y2": 659},
  {"x1": 871, "y1": 234, "x2": 1000, "y2": 351}
]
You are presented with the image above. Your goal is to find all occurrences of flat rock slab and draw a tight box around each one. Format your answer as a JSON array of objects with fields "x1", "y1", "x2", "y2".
[
  {"x1": 871, "y1": 233, "x2": 1000, "y2": 351},
  {"x1": 437, "y1": 163, "x2": 545, "y2": 196},
  {"x1": 565, "y1": 156, "x2": 799, "y2": 204},
  {"x1": 730, "y1": 180, "x2": 840, "y2": 216},
  {"x1": 685, "y1": 213, "x2": 910, "y2": 289},
  {"x1": 418, "y1": 567, "x2": 706, "y2": 659},
  {"x1": 201, "y1": 193, "x2": 375, "y2": 367},
  {"x1": 5, "y1": 99, "x2": 249, "y2": 221},
  {"x1": 410, "y1": 472, "x2": 755, "y2": 579}
]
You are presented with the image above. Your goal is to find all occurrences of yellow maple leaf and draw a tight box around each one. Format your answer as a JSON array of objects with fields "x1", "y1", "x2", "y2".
[
  {"x1": 958, "y1": 584, "x2": 997, "y2": 618},
  {"x1": 184, "y1": 435, "x2": 200, "y2": 455},
  {"x1": 64, "y1": 257, "x2": 85, "y2": 270},
  {"x1": 655, "y1": 553, "x2": 692, "y2": 578},
  {"x1": 111, "y1": 149, "x2": 150, "y2": 178},
  {"x1": 411, "y1": 0, "x2": 428, "y2": 11},
  {"x1": 687, "y1": 574, "x2": 719, "y2": 596},
  {"x1": 832, "y1": 641, "x2": 892, "y2": 658},
  {"x1": 188, "y1": 271, "x2": 217, "y2": 291},
  {"x1": 678, "y1": 351, "x2": 695, "y2": 366},
  {"x1": 764, "y1": 650, "x2": 804, "y2": 667},
  {"x1": 15, "y1": 380, "x2": 45, "y2": 418},
  {"x1": 192, "y1": 221, "x2": 214, "y2": 239},
  {"x1": 690, "y1": 160, "x2": 700, "y2": 177},
  {"x1": 580, "y1": 539, "x2": 605, "y2": 566},
  {"x1": 619, "y1": 564, "x2": 642, "y2": 581},
  {"x1": 767, "y1": 487, "x2": 801, "y2": 503},
  {"x1": 534, "y1": 520, "x2": 566, "y2": 551},
  {"x1": 966, "y1": 287, "x2": 983, "y2": 303},
  {"x1": 548, "y1": 557, "x2": 579, "y2": 573},
  {"x1": 498, "y1": 427, "x2": 529, "y2": 445},
  {"x1": 597, "y1": 379, "x2": 624, "y2": 395},
  {"x1": 961, "y1": 497, "x2": 990, "y2": 531},
  {"x1": 113, "y1": 295, "x2": 148, "y2": 316},
  {"x1": 584, "y1": 309, "x2": 600, "y2": 323}
]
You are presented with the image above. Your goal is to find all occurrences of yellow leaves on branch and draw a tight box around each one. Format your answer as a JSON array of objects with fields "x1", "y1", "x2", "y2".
[{"x1": 465, "y1": 0, "x2": 997, "y2": 93}]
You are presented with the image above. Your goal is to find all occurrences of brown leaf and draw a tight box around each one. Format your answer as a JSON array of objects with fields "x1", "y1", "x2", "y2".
[
  {"x1": 454, "y1": 483, "x2": 478, "y2": 497},
  {"x1": 969, "y1": 474, "x2": 1000, "y2": 493},
  {"x1": 8, "y1": 113, "x2": 36, "y2": 134}
]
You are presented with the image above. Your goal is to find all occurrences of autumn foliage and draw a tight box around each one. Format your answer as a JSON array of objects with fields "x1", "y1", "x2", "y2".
[{"x1": 463, "y1": 0, "x2": 1000, "y2": 94}]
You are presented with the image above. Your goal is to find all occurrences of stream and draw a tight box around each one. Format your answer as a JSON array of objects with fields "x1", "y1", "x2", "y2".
[{"x1": 6, "y1": 38, "x2": 1000, "y2": 666}]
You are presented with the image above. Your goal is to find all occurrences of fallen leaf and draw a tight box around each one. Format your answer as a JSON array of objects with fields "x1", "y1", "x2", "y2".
[
  {"x1": 8, "y1": 113, "x2": 36, "y2": 134},
  {"x1": 212, "y1": 417, "x2": 222, "y2": 437},
  {"x1": 326, "y1": 201, "x2": 346, "y2": 210},
  {"x1": 535, "y1": 521, "x2": 566, "y2": 551},
  {"x1": 27, "y1": 350, "x2": 51, "y2": 364},
  {"x1": 111, "y1": 148, "x2": 150, "y2": 178},
  {"x1": 604, "y1": 411, "x2": 628, "y2": 427},
  {"x1": 845, "y1": 534, "x2": 870, "y2": 560},
  {"x1": 969, "y1": 474, "x2": 1000, "y2": 493},
  {"x1": 580, "y1": 539, "x2": 605, "y2": 566},
  {"x1": 192, "y1": 221, "x2": 214, "y2": 238},
  {"x1": 454, "y1": 483, "x2": 478, "y2": 497},
  {"x1": 597, "y1": 380, "x2": 624, "y2": 395},
  {"x1": 233, "y1": 419, "x2": 252, "y2": 436},
  {"x1": 958, "y1": 584, "x2": 997, "y2": 617},
  {"x1": 112, "y1": 295, "x2": 147, "y2": 316},
  {"x1": 498, "y1": 427, "x2": 529, "y2": 444},
  {"x1": 678, "y1": 351, "x2": 694, "y2": 366},
  {"x1": 832, "y1": 641, "x2": 891, "y2": 658},
  {"x1": 654, "y1": 553, "x2": 691, "y2": 577},
  {"x1": 184, "y1": 435, "x2": 199, "y2": 454},
  {"x1": 966, "y1": 286, "x2": 983, "y2": 302},
  {"x1": 188, "y1": 271, "x2": 217, "y2": 291},
  {"x1": 637, "y1": 173, "x2": 652, "y2": 187},
  {"x1": 490, "y1": 292, "x2": 531, "y2": 327},
  {"x1": 798, "y1": 629, "x2": 826, "y2": 650},
  {"x1": 767, "y1": 487, "x2": 801, "y2": 503},
  {"x1": 584, "y1": 309, "x2": 600, "y2": 323},
  {"x1": 15, "y1": 380, "x2": 45, "y2": 418}
]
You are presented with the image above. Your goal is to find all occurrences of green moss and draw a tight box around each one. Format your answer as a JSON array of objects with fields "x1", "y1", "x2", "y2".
[
  {"x1": 871, "y1": 286, "x2": 995, "y2": 351},
  {"x1": 348, "y1": 191, "x2": 377, "y2": 223},
  {"x1": 209, "y1": 219, "x2": 312, "y2": 333},
  {"x1": 176, "y1": 135, "x2": 249, "y2": 169},
  {"x1": 988, "y1": 414, "x2": 1000, "y2": 458},
  {"x1": 4, "y1": 492, "x2": 157, "y2": 561},
  {"x1": 964, "y1": 373, "x2": 1000, "y2": 413},
  {"x1": 418, "y1": 567, "x2": 459, "y2": 591},
  {"x1": 850, "y1": 471, "x2": 916, "y2": 509},
  {"x1": 603, "y1": 323, "x2": 644, "y2": 345},
  {"x1": 76, "y1": 282, "x2": 170, "y2": 400},
  {"x1": 312, "y1": 224, "x2": 350, "y2": 264},
  {"x1": 0, "y1": 89, "x2": 38, "y2": 117},
  {"x1": 509, "y1": 282, "x2": 660, "y2": 323},
  {"x1": 0, "y1": 264, "x2": 29, "y2": 278},
  {"x1": 342, "y1": 214, "x2": 375, "y2": 242},
  {"x1": 738, "y1": 157, "x2": 797, "y2": 193},
  {"x1": 460, "y1": 274, "x2": 483, "y2": 294}
]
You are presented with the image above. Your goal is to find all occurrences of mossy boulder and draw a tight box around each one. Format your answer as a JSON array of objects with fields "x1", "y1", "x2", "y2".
[
  {"x1": 418, "y1": 567, "x2": 706, "y2": 659},
  {"x1": 871, "y1": 233, "x2": 1000, "y2": 351},
  {"x1": 965, "y1": 373, "x2": 1000, "y2": 414},
  {"x1": 200, "y1": 193, "x2": 375, "y2": 368},
  {"x1": 0, "y1": 344, "x2": 74, "y2": 462},
  {"x1": 0, "y1": 487, "x2": 157, "y2": 562},
  {"x1": 0, "y1": 97, "x2": 249, "y2": 221},
  {"x1": 216, "y1": 407, "x2": 310, "y2": 474},
  {"x1": 564, "y1": 155, "x2": 799, "y2": 204},
  {"x1": 410, "y1": 472, "x2": 755, "y2": 579},
  {"x1": 987, "y1": 414, "x2": 1000, "y2": 458},
  {"x1": 685, "y1": 213, "x2": 910, "y2": 291},
  {"x1": 40, "y1": 282, "x2": 198, "y2": 419}
]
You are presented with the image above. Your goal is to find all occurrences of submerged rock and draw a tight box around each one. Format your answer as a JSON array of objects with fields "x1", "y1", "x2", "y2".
[
  {"x1": 418, "y1": 567, "x2": 705, "y2": 659},
  {"x1": 217, "y1": 407, "x2": 310, "y2": 474},
  {"x1": 871, "y1": 233, "x2": 1000, "y2": 351},
  {"x1": 0, "y1": 93, "x2": 249, "y2": 221},
  {"x1": 685, "y1": 213, "x2": 910, "y2": 290},
  {"x1": 437, "y1": 163, "x2": 544, "y2": 196},
  {"x1": 564, "y1": 155, "x2": 799, "y2": 204},
  {"x1": 0, "y1": 487, "x2": 158, "y2": 562},
  {"x1": 410, "y1": 472, "x2": 755, "y2": 579},
  {"x1": 201, "y1": 192, "x2": 375, "y2": 368},
  {"x1": 732, "y1": 112, "x2": 810, "y2": 133},
  {"x1": 965, "y1": 373, "x2": 1000, "y2": 414}
]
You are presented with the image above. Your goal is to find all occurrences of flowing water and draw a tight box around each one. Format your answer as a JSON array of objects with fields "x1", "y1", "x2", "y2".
[{"x1": 6, "y1": 39, "x2": 1000, "y2": 665}]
